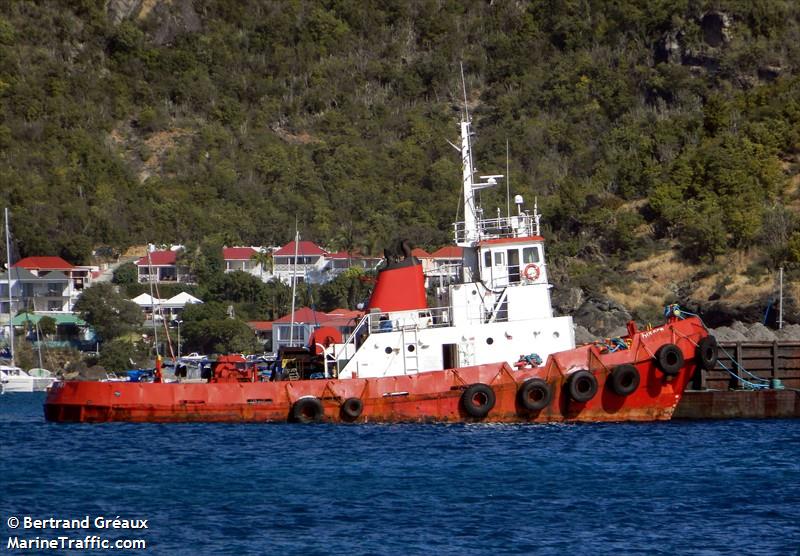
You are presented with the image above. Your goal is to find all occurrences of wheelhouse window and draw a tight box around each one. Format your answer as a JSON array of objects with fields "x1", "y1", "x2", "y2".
[
  {"x1": 493, "y1": 252, "x2": 505, "y2": 266},
  {"x1": 507, "y1": 249, "x2": 520, "y2": 283},
  {"x1": 523, "y1": 247, "x2": 540, "y2": 264}
]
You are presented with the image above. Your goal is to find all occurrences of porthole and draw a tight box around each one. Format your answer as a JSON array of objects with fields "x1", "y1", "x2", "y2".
[
  {"x1": 553, "y1": 332, "x2": 560, "y2": 339},
  {"x1": 486, "y1": 337, "x2": 494, "y2": 345},
  {"x1": 407, "y1": 345, "x2": 416, "y2": 352},
  {"x1": 385, "y1": 347, "x2": 393, "y2": 354}
]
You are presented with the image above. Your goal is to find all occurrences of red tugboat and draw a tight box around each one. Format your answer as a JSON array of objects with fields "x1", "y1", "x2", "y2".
[{"x1": 44, "y1": 115, "x2": 717, "y2": 424}]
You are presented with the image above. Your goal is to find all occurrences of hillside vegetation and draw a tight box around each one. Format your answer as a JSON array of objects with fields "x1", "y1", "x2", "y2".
[{"x1": 1, "y1": 0, "x2": 800, "y2": 319}]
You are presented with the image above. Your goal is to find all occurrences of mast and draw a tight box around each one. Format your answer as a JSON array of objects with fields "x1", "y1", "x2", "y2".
[
  {"x1": 456, "y1": 65, "x2": 502, "y2": 249},
  {"x1": 4, "y1": 208, "x2": 14, "y2": 366},
  {"x1": 146, "y1": 248, "x2": 158, "y2": 355},
  {"x1": 289, "y1": 225, "x2": 299, "y2": 347}
]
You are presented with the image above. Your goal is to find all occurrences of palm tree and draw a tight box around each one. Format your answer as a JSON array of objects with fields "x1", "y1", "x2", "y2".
[{"x1": 250, "y1": 248, "x2": 273, "y2": 280}]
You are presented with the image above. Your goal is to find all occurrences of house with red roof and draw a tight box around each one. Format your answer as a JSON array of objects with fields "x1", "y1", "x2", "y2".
[
  {"x1": 270, "y1": 306, "x2": 360, "y2": 353},
  {"x1": 428, "y1": 245, "x2": 464, "y2": 286},
  {"x1": 135, "y1": 248, "x2": 192, "y2": 284},
  {"x1": 223, "y1": 246, "x2": 273, "y2": 279},
  {"x1": 272, "y1": 240, "x2": 328, "y2": 285},
  {"x1": 323, "y1": 250, "x2": 382, "y2": 278},
  {"x1": 1, "y1": 266, "x2": 70, "y2": 317},
  {"x1": 11, "y1": 256, "x2": 97, "y2": 311}
]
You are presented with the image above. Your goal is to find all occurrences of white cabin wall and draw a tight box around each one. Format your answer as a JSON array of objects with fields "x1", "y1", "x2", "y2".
[{"x1": 506, "y1": 286, "x2": 554, "y2": 321}]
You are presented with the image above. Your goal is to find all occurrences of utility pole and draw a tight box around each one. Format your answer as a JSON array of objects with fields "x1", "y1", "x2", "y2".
[{"x1": 778, "y1": 266, "x2": 784, "y2": 330}]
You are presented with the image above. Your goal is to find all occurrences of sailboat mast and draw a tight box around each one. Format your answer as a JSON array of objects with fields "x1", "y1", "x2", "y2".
[
  {"x1": 4, "y1": 208, "x2": 14, "y2": 366},
  {"x1": 146, "y1": 248, "x2": 159, "y2": 355},
  {"x1": 289, "y1": 226, "x2": 299, "y2": 347}
]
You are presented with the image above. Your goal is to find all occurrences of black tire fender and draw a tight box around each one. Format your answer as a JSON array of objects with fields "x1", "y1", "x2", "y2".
[
  {"x1": 608, "y1": 364, "x2": 640, "y2": 396},
  {"x1": 291, "y1": 397, "x2": 324, "y2": 423},
  {"x1": 340, "y1": 397, "x2": 363, "y2": 421},
  {"x1": 656, "y1": 343, "x2": 684, "y2": 376},
  {"x1": 696, "y1": 336, "x2": 718, "y2": 370},
  {"x1": 517, "y1": 378, "x2": 552, "y2": 411},
  {"x1": 568, "y1": 370, "x2": 598, "y2": 403},
  {"x1": 461, "y1": 383, "x2": 496, "y2": 418}
]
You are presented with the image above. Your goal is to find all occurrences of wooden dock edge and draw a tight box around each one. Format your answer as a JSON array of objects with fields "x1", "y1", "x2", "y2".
[{"x1": 674, "y1": 389, "x2": 800, "y2": 420}]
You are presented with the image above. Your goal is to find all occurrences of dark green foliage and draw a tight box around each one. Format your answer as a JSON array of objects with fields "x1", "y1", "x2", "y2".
[
  {"x1": 318, "y1": 268, "x2": 373, "y2": 310},
  {"x1": 37, "y1": 315, "x2": 56, "y2": 338},
  {"x1": 98, "y1": 337, "x2": 149, "y2": 372},
  {"x1": 73, "y1": 283, "x2": 143, "y2": 341},
  {"x1": 0, "y1": 0, "x2": 797, "y2": 281},
  {"x1": 180, "y1": 301, "x2": 260, "y2": 354},
  {"x1": 112, "y1": 262, "x2": 138, "y2": 285}
]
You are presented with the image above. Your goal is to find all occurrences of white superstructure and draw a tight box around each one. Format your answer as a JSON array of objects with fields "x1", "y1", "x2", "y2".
[{"x1": 325, "y1": 117, "x2": 575, "y2": 379}]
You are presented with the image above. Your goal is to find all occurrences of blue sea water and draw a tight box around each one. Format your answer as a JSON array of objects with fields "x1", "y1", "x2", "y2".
[{"x1": 1, "y1": 393, "x2": 799, "y2": 556}]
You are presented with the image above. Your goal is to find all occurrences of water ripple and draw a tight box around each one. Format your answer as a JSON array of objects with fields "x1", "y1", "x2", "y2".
[{"x1": 1, "y1": 393, "x2": 798, "y2": 555}]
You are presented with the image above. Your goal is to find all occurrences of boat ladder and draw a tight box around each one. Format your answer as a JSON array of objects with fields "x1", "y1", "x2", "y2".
[{"x1": 401, "y1": 326, "x2": 419, "y2": 374}]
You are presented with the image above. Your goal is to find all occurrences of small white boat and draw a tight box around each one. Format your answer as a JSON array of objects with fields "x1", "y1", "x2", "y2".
[{"x1": 0, "y1": 365, "x2": 57, "y2": 392}]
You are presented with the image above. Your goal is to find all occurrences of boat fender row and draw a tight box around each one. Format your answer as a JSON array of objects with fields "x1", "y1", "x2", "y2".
[
  {"x1": 655, "y1": 336, "x2": 718, "y2": 377},
  {"x1": 291, "y1": 396, "x2": 365, "y2": 423}
]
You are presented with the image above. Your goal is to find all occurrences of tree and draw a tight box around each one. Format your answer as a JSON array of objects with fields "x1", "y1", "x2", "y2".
[
  {"x1": 73, "y1": 283, "x2": 143, "y2": 342},
  {"x1": 318, "y1": 267, "x2": 373, "y2": 310},
  {"x1": 250, "y1": 248, "x2": 273, "y2": 279},
  {"x1": 98, "y1": 337, "x2": 149, "y2": 372},
  {"x1": 180, "y1": 301, "x2": 260, "y2": 354},
  {"x1": 112, "y1": 262, "x2": 138, "y2": 285},
  {"x1": 37, "y1": 316, "x2": 57, "y2": 338}
]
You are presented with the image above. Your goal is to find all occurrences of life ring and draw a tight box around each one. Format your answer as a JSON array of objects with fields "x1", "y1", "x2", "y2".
[
  {"x1": 291, "y1": 397, "x2": 324, "y2": 423},
  {"x1": 523, "y1": 263, "x2": 540, "y2": 281},
  {"x1": 696, "y1": 336, "x2": 718, "y2": 370},
  {"x1": 461, "y1": 383, "x2": 496, "y2": 418},
  {"x1": 518, "y1": 378, "x2": 552, "y2": 412},
  {"x1": 340, "y1": 397, "x2": 363, "y2": 421},
  {"x1": 656, "y1": 343, "x2": 684, "y2": 376},
  {"x1": 608, "y1": 364, "x2": 640, "y2": 396},
  {"x1": 568, "y1": 370, "x2": 598, "y2": 403}
]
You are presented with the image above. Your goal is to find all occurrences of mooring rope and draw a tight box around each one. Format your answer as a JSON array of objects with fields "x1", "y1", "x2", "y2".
[{"x1": 663, "y1": 304, "x2": 771, "y2": 390}]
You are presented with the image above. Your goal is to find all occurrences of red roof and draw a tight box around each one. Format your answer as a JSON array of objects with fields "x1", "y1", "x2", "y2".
[
  {"x1": 327, "y1": 250, "x2": 365, "y2": 260},
  {"x1": 136, "y1": 250, "x2": 177, "y2": 266},
  {"x1": 327, "y1": 308, "x2": 362, "y2": 319},
  {"x1": 319, "y1": 315, "x2": 358, "y2": 328},
  {"x1": 13, "y1": 256, "x2": 74, "y2": 270},
  {"x1": 430, "y1": 246, "x2": 463, "y2": 259},
  {"x1": 247, "y1": 321, "x2": 273, "y2": 332},
  {"x1": 223, "y1": 247, "x2": 258, "y2": 260},
  {"x1": 274, "y1": 241, "x2": 327, "y2": 257},
  {"x1": 411, "y1": 248, "x2": 431, "y2": 258},
  {"x1": 273, "y1": 307, "x2": 324, "y2": 324}
]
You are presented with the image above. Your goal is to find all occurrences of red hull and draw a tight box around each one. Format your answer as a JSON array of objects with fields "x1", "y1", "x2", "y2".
[{"x1": 44, "y1": 317, "x2": 708, "y2": 424}]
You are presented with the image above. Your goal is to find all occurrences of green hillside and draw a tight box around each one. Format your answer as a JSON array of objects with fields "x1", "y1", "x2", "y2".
[{"x1": 1, "y1": 1, "x2": 799, "y2": 299}]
